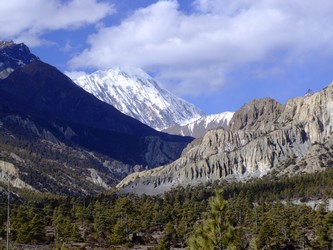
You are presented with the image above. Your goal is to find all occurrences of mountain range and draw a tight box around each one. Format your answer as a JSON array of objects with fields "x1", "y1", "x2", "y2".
[
  {"x1": 0, "y1": 41, "x2": 193, "y2": 195},
  {"x1": 72, "y1": 67, "x2": 235, "y2": 138},
  {"x1": 1, "y1": 40, "x2": 332, "y2": 198},
  {"x1": 72, "y1": 68, "x2": 204, "y2": 131},
  {"x1": 117, "y1": 85, "x2": 333, "y2": 195}
]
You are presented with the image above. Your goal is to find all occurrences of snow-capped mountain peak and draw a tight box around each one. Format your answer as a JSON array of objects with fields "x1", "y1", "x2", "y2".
[
  {"x1": 203, "y1": 112, "x2": 234, "y2": 128},
  {"x1": 72, "y1": 67, "x2": 204, "y2": 130},
  {"x1": 163, "y1": 112, "x2": 234, "y2": 138}
]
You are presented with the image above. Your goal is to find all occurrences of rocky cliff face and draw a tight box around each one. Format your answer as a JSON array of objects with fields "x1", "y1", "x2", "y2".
[
  {"x1": 228, "y1": 98, "x2": 284, "y2": 131},
  {"x1": 117, "y1": 83, "x2": 333, "y2": 195}
]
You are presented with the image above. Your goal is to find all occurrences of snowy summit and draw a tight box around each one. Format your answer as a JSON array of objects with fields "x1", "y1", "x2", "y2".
[
  {"x1": 71, "y1": 67, "x2": 204, "y2": 130},
  {"x1": 163, "y1": 112, "x2": 234, "y2": 138}
]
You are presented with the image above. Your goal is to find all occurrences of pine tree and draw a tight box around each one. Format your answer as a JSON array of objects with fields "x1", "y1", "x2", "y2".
[
  {"x1": 70, "y1": 223, "x2": 82, "y2": 242},
  {"x1": 16, "y1": 223, "x2": 31, "y2": 243},
  {"x1": 110, "y1": 218, "x2": 127, "y2": 245},
  {"x1": 314, "y1": 203, "x2": 331, "y2": 248},
  {"x1": 28, "y1": 214, "x2": 46, "y2": 244},
  {"x1": 158, "y1": 234, "x2": 171, "y2": 250},
  {"x1": 187, "y1": 190, "x2": 236, "y2": 250}
]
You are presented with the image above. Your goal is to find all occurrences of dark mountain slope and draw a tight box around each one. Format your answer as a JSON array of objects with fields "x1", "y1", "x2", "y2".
[
  {"x1": 0, "y1": 60, "x2": 192, "y2": 166},
  {"x1": 0, "y1": 61, "x2": 156, "y2": 135},
  {"x1": 0, "y1": 107, "x2": 125, "y2": 195},
  {"x1": 0, "y1": 42, "x2": 193, "y2": 195}
]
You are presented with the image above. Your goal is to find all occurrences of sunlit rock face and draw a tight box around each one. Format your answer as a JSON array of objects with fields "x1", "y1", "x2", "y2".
[{"x1": 117, "y1": 83, "x2": 333, "y2": 195}]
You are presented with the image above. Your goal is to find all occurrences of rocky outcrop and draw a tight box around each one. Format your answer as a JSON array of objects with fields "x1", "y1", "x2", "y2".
[
  {"x1": 117, "y1": 83, "x2": 333, "y2": 195},
  {"x1": 0, "y1": 41, "x2": 39, "y2": 79},
  {"x1": 228, "y1": 98, "x2": 284, "y2": 132},
  {"x1": 0, "y1": 160, "x2": 35, "y2": 190}
]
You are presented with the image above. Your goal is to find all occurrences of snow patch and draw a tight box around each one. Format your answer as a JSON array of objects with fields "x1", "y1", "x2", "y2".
[{"x1": 16, "y1": 59, "x2": 25, "y2": 66}]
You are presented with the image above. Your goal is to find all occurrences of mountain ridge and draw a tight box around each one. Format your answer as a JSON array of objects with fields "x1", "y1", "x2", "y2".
[{"x1": 117, "y1": 83, "x2": 333, "y2": 195}]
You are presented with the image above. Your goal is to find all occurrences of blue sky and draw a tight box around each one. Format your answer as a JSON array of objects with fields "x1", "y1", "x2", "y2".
[{"x1": 1, "y1": 0, "x2": 333, "y2": 114}]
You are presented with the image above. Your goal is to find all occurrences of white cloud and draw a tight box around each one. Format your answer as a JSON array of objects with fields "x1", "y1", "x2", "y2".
[
  {"x1": 0, "y1": 0, "x2": 114, "y2": 46},
  {"x1": 64, "y1": 70, "x2": 87, "y2": 80},
  {"x1": 69, "y1": 0, "x2": 333, "y2": 96}
]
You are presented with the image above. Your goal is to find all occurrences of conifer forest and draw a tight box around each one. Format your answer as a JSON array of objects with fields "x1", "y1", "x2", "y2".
[{"x1": 1, "y1": 168, "x2": 333, "y2": 249}]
